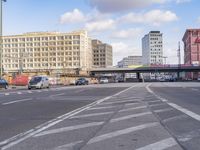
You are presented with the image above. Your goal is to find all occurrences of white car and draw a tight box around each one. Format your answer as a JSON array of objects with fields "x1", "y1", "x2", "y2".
[
  {"x1": 28, "y1": 76, "x2": 50, "y2": 89},
  {"x1": 100, "y1": 78, "x2": 109, "y2": 84}
]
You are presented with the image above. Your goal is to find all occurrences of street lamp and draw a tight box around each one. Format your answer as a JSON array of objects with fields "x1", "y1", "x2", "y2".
[{"x1": 0, "y1": 0, "x2": 6, "y2": 78}]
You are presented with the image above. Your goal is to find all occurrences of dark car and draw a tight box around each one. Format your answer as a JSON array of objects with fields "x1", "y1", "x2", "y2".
[
  {"x1": 75, "y1": 78, "x2": 89, "y2": 85},
  {"x1": 0, "y1": 79, "x2": 9, "y2": 89}
]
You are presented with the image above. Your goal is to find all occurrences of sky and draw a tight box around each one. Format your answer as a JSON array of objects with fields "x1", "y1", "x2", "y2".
[{"x1": 2, "y1": 0, "x2": 200, "y2": 65}]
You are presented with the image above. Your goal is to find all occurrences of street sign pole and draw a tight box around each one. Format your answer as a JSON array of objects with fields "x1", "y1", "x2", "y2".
[{"x1": 0, "y1": 0, "x2": 3, "y2": 78}]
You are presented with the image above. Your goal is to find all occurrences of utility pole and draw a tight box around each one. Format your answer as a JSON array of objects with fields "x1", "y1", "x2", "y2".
[
  {"x1": 177, "y1": 41, "x2": 181, "y2": 67},
  {"x1": 0, "y1": 0, "x2": 6, "y2": 78}
]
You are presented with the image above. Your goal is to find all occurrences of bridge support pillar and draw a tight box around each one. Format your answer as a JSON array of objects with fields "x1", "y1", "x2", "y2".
[
  {"x1": 136, "y1": 72, "x2": 140, "y2": 81},
  {"x1": 177, "y1": 72, "x2": 180, "y2": 80}
]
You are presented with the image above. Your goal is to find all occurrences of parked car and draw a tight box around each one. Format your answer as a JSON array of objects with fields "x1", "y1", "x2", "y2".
[
  {"x1": 0, "y1": 79, "x2": 8, "y2": 89},
  {"x1": 28, "y1": 76, "x2": 50, "y2": 89},
  {"x1": 99, "y1": 78, "x2": 109, "y2": 84},
  {"x1": 75, "y1": 78, "x2": 89, "y2": 85}
]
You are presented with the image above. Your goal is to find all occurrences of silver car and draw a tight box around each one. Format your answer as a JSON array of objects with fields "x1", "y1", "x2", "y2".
[{"x1": 28, "y1": 76, "x2": 50, "y2": 89}]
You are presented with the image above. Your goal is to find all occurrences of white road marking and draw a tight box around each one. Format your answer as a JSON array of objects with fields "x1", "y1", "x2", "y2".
[
  {"x1": 34, "y1": 122, "x2": 104, "y2": 137},
  {"x1": 149, "y1": 103, "x2": 166, "y2": 107},
  {"x1": 70, "y1": 112, "x2": 113, "y2": 119},
  {"x1": 50, "y1": 93, "x2": 65, "y2": 97},
  {"x1": 88, "y1": 122, "x2": 159, "y2": 144},
  {"x1": 147, "y1": 84, "x2": 200, "y2": 122},
  {"x1": 37, "y1": 90, "x2": 42, "y2": 93},
  {"x1": 154, "y1": 108, "x2": 174, "y2": 113},
  {"x1": 125, "y1": 103, "x2": 140, "y2": 106},
  {"x1": 99, "y1": 99, "x2": 139, "y2": 105},
  {"x1": 168, "y1": 102, "x2": 200, "y2": 121},
  {"x1": 0, "y1": 85, "x2": 136, "y2": 149},
  {"x1": 55, "y1": 141, "x2": 83, "y2": 150},
  {"x1": 5, "y1": 93, "x2": 10, "y2": 96},
  {"x1": 146, "y1": 100, "x2": 161, "y2": 103},
  {"x1": 191, "y1": 88, "x2": 199, "y2": 91},
  {"x1": 28, "y1": 91, "x2": 32, "y2": 93},
  {"x1": 2, "y1": 98, "x2": 33, "y2": 105},
  {"x1": 136, "y1": 138, "x2": 177, "y2": 150},
  {"x1": 17, "y1": 92, "x2": 22, "y2": 95},
  {"x1": 88, "y1": 106, "x2": 118, "y2": 110},
  {"x1": 162, "y1": 114, "x2": 187, "y2": 123},
  {"x1": 110, "y1": 112, "x2": 152, "y2": 123},
  {"x1": 119, "y1": 106, "x2": 147, "y2": 112}
]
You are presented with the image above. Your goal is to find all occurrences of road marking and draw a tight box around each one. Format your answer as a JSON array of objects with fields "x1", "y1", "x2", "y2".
[
  {"x1": 191, "y1": 88, "x2": 199, "y2": 91},
  {"x1": 50, "y1": 93, "x2": 65, "y2": 97},
  {"x1": 162, "y1": 114, "x2": 187, "y2": 123},
  {"x1": 154, "y1": 108, "x2": 174, "y2": 113},
  {"x1": 119, "y1": 106, "x2": 147, "y2": 112},
  {"x1": 136, "y1": 138, "x2": 177, "y2": 150},
  {"x1": 168, "y1": 102, "x2": 200, "y2": 121},
  {"x1": 99, "y1": 99, "x2": 139, "y2": 105},
  {"x1": 37, "y1": 90, "x2": 42, "y2": 93},
  {"x1": 88, "y1": 105, "x2": 118, "y2": 110},
  {"x1": 110, "y1": 112, "x2": 152, "y2": 123},
  {"x1": 17, "y1": 92, "x2": 22, "y2": 95},
  {"x1": 125, "y1": 103, "x2": 140, "y2": 106},
  {"x1": 70, "y1": 112, "x2": 113, "y2": 119},
  {"x1": 146, "y1": 84, "x2": 200, "y2": 122},
  {"x1": 34, "y1": 122, "x2": 104, "y2": 137},
  {"x1": 146, "y1": 100, "x2": 161, "y2": 103},
  {"x1": 149, "y1": 103, "x2": 166, "y2": 107},
  {"x1": 88, "y1": 122, "x2": 159, "y2": 144},
  {"x1": 5, "y1": 93, "x2": 10, "y2": 96},
  {"x1": 28, "y1": 91, "x2": 32, "y2": 93},
  {"x1": 2, "y1": 98, "x2": 33, "y2": 105},
  {"x1": 55, "y1": 141, "x2": 83, "y2": 150},
  {"x1": 0, "y1": 85, "x2": 136, "y2": 149}
]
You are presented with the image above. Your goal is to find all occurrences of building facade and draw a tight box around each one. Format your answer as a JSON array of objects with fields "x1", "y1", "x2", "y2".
[
  {"x1": 183, "y1": 29, "x2": 200, "y2": 65},
  {"x1": 142, "y1": 31, "x2": 163, "y2": 65},
  {"x1": 118, "y1": 56, "x2": 142, "y2": 68},
  {"x1": 182, "y1": 29, "x2": 200, "y2": 79},
  {"x1": 2, "y1": 30, "x2": 92, "y2": 74},
  {"x1": 92, "y1": 40, "x2": 113, "y2": 68}
]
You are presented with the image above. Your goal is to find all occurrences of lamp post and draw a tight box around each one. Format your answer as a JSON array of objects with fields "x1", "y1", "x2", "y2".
[{"x1": 0, "y1": 0, "x2": 6, "y2": 78}]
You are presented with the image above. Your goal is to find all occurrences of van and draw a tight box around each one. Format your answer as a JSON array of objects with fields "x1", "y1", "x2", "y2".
[{"x1": 28, "y1": 76, "x2": 50, "y2": 89}]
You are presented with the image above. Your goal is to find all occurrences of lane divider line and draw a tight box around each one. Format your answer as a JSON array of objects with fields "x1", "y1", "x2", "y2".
[{"x1": 2, "y1": 98, "x2": 33, "y2": 105}]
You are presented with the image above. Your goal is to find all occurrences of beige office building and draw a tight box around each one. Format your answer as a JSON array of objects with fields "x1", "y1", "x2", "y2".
[
  {"x1": 92, "y1": 40, "x2": 113, "y2": 68},
  {"x1": 2, "y1": 30, "x2": 92, "y2": 74}
]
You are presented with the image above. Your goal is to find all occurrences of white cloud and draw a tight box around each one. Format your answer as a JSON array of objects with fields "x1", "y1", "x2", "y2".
[
  {"x1": 111, "y1": 42, "x2": 141, "y2": 65},
  {"x1": 60, "y1": 9, "x2": 86, "y2": 24},
  {"x1": 111, "y1": 28, "x2": 143, "y2": 39},
  {"x1": 88, "y1": 0, "x2": 166, "y2": 13},
  {"x1": 87, "y1": 0, "x2": 191, "y2": 13},
  {"x1": 85, "y1": 19, "x2": 116, "y2": 32},
  {"x1": 175, "y1": 0, "x2": 191, "y2": 4},
  {"x1": 118, "y1": 10, "x2": 178, "y2": 26}
]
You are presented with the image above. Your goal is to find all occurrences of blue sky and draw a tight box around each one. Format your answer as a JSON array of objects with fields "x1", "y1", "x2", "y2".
[{"x1": 2, "y1": 0, "x2": 200, "y2": 65}]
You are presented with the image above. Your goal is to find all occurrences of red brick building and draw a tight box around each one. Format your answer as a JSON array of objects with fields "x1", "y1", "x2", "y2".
[{"x1": 182, "y1": 29, "x2": 200, "y2": 79}]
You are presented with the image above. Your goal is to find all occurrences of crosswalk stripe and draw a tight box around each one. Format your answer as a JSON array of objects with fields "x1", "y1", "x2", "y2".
[
  {"x1": 110, "y1": 112, "x2": 152, "y2": 123},
  {"x1": 154, "y1": 108, "x2": 173, "y2": 113},
  {"x1": 88, "y1": 122, "x2": 159, "y2": 144},
  {"x1": 136, "y1": 138, "x2": 177, "y2": 150},
  {"x1": 88, "y1": 106, "x2": 118, "y2": 110},
  {"x1": 55, "y1": 141, "x2": 83, "y2": 150},
  {"x1": 34, "y1": 122, "x2": 104, "y2": 137},
  {"x1": 119, "y1": 106, "x2": 147, "y2": 112},
  {"x1": 70, "y1": 111, "x2": 114, "y2": 119}
]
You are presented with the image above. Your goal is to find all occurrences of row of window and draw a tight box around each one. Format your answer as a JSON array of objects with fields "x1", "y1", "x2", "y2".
[
  {"x1": 4, "y1": 62, "x2": 81, "y2": 69},
  {"x1": 3, "y1": 35, "x2": 80, "y2": 43},
  {"x1": 3, "y1": 41, "x2": 81, "y2": 47}
]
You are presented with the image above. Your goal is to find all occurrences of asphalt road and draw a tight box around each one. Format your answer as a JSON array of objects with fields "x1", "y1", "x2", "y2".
[{"x1": 0, "y1": 82, "x2": 200, "y2": 150}]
